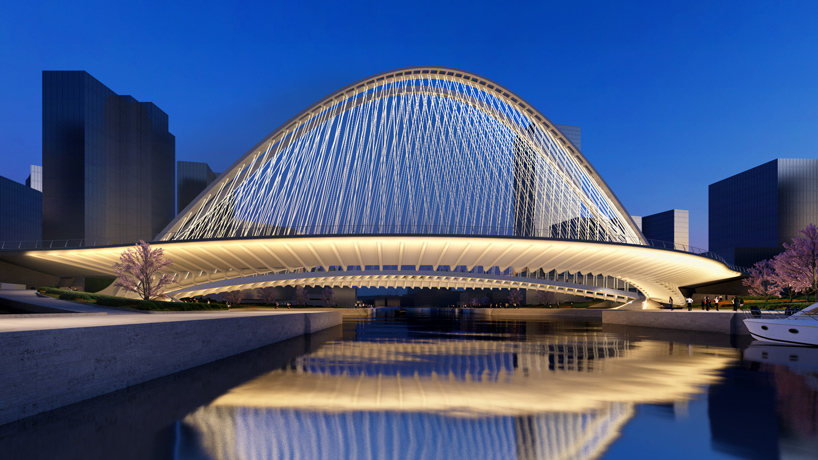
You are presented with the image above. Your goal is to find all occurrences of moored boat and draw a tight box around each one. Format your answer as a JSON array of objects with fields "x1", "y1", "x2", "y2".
[{"x1": 744, "y1": 302, "x2": 818, "y2": 346}]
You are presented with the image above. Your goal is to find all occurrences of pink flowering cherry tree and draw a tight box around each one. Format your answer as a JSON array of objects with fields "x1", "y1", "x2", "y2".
[
  {"x1": 258, "y1": 286, "x2": 277, "y2": 305},
  {"x1": 772, "y1": 223, "x2": 818, "y2": 301},
  {"x1": 294, "y1": 286, "x2": 309, "y2": 306},
  {"x1": 113, "y1": 240, "x2": 175, "y2": 301},
  {"x1": 225, "y1": 290, "x2": 244, "y2": 304},
  {"x1": 536, "y1": 290, "x2": 555, "y2": 306},
  {"x1": 742, "y1": 259, "x2": 780, "y2": 302},
  {"x1": 508, "y1": 289, "x2": 523, "y2": 306},
  {"x1": 320, "y1": 287, "x2": 335, "y2": 307}
]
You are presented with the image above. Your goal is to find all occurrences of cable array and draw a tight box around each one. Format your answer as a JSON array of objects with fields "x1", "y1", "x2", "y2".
[{"x1": 169, "y1": 75, "x2": 641, "y2": 244}]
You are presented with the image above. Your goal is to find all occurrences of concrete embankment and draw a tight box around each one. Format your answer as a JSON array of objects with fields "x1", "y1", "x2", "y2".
[
  {"x1": 601, "y1": 310, "x2": 749, "y2": 335},
  {"x1": 0, "y1": 327, "x2": 343, "y2": 459},
  {"x1": 471, "y1": 308, "x2": 749, "y2": 335},
  {"x1": 0, "y1": 309, "x2": 342, "y2": 426}
]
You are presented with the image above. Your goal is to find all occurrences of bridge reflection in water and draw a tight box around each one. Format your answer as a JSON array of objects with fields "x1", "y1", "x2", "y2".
[{"x1": 178, "y1": 332, "x2": 737, "y2": 459}]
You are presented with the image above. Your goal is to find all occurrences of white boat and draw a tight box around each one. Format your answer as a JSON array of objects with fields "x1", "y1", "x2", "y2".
[{"x1": 744, "y1": 301, "x2": 818, "y2": 346}]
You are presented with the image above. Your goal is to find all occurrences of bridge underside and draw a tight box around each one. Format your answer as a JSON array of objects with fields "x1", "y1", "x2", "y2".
[
  {"x1": 165, "y1": 269, "x2": 639, "y2": 301},
  {"x1": 0, "y1": 235, "x2": 741, "y2": 305}
]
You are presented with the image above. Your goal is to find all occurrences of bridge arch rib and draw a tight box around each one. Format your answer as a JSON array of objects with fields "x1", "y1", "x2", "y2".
[{"x1": 160, "y1": 66, "x2": 644, "y2": 246}]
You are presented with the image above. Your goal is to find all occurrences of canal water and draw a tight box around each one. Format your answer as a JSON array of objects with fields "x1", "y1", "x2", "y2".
[{"x1": 2, "y1": 311, "x2": 818, "y2": 459}]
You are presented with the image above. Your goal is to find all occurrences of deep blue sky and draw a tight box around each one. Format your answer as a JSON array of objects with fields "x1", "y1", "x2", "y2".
[{"x1": 2, "y1": 0, "x2": 817, "y2": 249}]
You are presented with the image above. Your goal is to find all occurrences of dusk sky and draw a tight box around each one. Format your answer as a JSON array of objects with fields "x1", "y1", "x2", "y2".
[{"x1": 2, "y1": 1, "x2": 817, "y2": 249}]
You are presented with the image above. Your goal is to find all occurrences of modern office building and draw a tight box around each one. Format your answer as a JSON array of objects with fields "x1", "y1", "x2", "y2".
[
  {"x1": 25, "y1": 165, "x2": 42, "y2": 192},
  {"x1": 177, "y1": 161, "x2": 219, "y2": 214},
  {"x1": 554, "y1": 124, "x2": 581, "y2": 150},
  {"x1": 640, "y1": 209, "x2": 689, "y2": 247},
  {"x1": 42, "y1": 71, "x2": 175, "y2": 243},
  {"x1": 0, "y1": 175, "x2": 42, "y2": 243},
  {"x1": 514, "y1": 124, "x2": 581, "y2": 238},
  {"x1": 709, "y1": 158, "x2": 818, "y2": 267}
]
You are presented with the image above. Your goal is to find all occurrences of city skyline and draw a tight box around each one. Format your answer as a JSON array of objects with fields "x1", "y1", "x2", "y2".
[{"x1": 2, "y1": 1, "x2": 817, "y2": 249}]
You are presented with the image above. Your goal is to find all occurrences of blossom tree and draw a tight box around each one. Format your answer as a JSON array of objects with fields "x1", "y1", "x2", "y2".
[
  {"x1": 508, "y1": 289, "x2": 523, "y2": 306},
  {"x1": 772, "y1": 253, "x2": 808, "y2": 302},
  {"x1": 113, "y1": 240, "x2": 175, "y2": 300},
  {"x1": 294, "y1": 286, "x2": 309, "y2": 306},
  {"x1": 258, "y1": 286, "x2": 277, "y2": 305},
  {"x1": 320, "y1": 287, "x2": 335, "y2": 307},
  {"x1": 742, "y1": 259, "x2": 780, "y2": 302},
  {"x1": 773, "y1": 223, "x2": 818, "y2": 301},
  {"x1": 224, "y1": 290, "x2": 244, "y2": 305},
  {"x1": 536, "y1": 290, "x2": 555, "y2": 306}
]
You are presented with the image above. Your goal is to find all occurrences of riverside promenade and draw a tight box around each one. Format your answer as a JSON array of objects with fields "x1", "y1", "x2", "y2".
[{"x1": 0, "y1": 291, "x2": 343, "y2": 426}]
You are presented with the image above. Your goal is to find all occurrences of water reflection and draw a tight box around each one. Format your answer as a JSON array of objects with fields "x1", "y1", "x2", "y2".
[
  {"x1": 735, "y1": 343, "x2": 818, "y2": 460},
  {"x1": 180, "y1": 321, "x2": 738, "y2": 460},
  {"x1": 6, "y1": 315, "x2": 818, "y2": 459}
]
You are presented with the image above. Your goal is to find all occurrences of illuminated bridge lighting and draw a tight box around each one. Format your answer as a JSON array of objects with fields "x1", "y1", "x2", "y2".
[{"x1": 0, "y1": 67, "x2": 743, "y2": 303}]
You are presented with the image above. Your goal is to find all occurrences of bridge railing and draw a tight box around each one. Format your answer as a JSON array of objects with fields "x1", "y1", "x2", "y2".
[{"x1": 0, "y1": 236, "x2": 155, "y2": 250}]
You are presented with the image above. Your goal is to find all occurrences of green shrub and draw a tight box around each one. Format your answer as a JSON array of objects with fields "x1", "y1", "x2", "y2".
[
  {"x1": 135, "y1": 301, "x2": 159, "y2": 310},
  {"x1": 41, "y1": 287, "x2": 228, "y2": 311},
  {"x1": 39, "y1": 287, "x2": 67, "y2": 296},
  {"x1": 85, "y1": 277, "x2": 115, "y2": 293},
  {"x1": 94, "y1": 296, "x2": 139, "y2": 308},
  {"x1": 58, "y1": 292, "x2": 91, "y2": 301}
]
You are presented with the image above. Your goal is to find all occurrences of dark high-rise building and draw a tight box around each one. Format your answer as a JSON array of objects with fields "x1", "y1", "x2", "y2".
[
  {"x1": 640, "y1": 209, "x2": 689, "y2": 247},
  {"x1": 177, "y1": 161, "x2": 219, "y2": 214},
  {"x1": 513, "y1": 129, "x2": 537, "y2": 237},
  {"x1": 42, "y1": 71, "x2": 175, "y2": 244},
  {"x1": 514, "y1": 124, "x2": 582, "y2": 238},
  {"x1": 0, "y1": 175, "x2": 42, "y2": 243},
  {"x1": 709, "y1": 158, "x2": 818, "y2": 267}
]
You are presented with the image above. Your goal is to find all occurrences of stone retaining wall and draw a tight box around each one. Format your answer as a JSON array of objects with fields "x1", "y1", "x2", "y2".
[
  {"x1": 602, "y1": 310, "x2": 749, "y2": 335},
  {"x1": 0, "y1": 311, "x2": 341, "y2": 425}
]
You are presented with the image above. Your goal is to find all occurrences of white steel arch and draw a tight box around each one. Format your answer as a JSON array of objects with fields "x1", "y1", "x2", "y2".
[
  {"x1": 160, "y1": 66, "x2": 643, "y2": 246},
  {"x1": 0, "y1": 68, "x2": 746, "y2": 305}
]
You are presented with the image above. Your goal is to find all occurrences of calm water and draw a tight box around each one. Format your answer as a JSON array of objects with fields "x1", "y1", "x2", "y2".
[{"x1": 2, "y1": 311, "x2": 818, "y2": 460}]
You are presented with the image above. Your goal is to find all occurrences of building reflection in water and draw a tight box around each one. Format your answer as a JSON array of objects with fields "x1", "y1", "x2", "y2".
[
  {"x1": 178, "y1": 332, "x2": 737, "y2": 460},
  {"x1": 714, "y1": 343, "x2": 818, "y2": 460}
]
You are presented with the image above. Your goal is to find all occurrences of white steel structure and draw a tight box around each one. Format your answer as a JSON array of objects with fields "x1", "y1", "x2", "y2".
[
  {"x1": 0, "y1": 67, "x2": 742, "y2": 303},
  {"x1": 161, "y1": 66, "x2": 642, "y2": 243}
]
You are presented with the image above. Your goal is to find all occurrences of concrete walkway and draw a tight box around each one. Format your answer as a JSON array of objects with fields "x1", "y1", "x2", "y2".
[
  {"x1": 0, "y1": 303, "x2": 317, "y2": 332},
  {"x1": 0, "y1": 289, "x2": 126, "y2": 315}
]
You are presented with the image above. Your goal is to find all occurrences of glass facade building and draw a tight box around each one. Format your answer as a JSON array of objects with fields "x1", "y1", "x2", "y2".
[
  {"x1": 42, "y1": 71, "x2": 175, "y2": 243},
  {"x1": 641, "y1": 209, "x2": 689, "y2": 247},
  {"x1": 554, "y1": 124, "x2": 581, "y2": 151},
  {"x1": 25, "y1": 165, "x2": 42, "y2": 192},
  {"x1": 177, "y1": 161, "x2": 218, "y2": 214},
  {"x1": 0, "y1": 175, "x2": 42, "y2": 243},
  {"x1": 709, "y1": 158, "x2": 818, "y2": 267}
]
